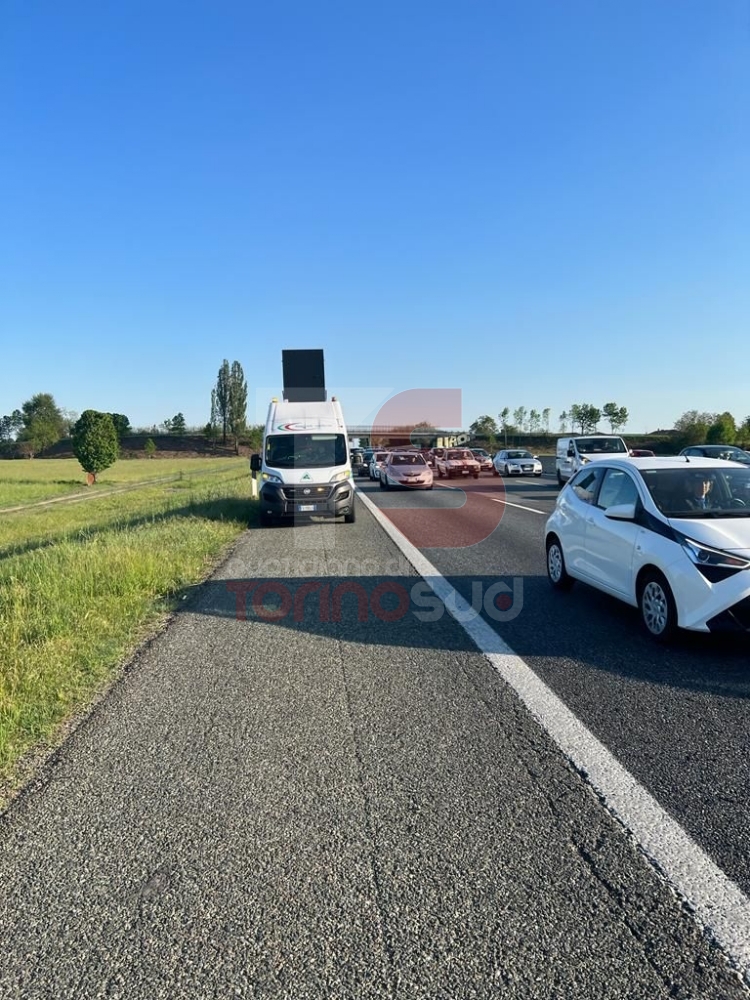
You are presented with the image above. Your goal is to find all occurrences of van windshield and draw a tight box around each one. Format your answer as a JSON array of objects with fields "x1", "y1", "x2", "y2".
[
  {"x1": 266, "y1": 433, "x2": 347, "y2": 469},
  {"x1": 576, "y1": 437, "x2": 628, "y2": 454}
]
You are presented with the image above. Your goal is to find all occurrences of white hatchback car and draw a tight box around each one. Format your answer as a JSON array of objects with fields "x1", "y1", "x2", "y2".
[{"x1": 544, "y1": 457, "x2": 750, "y2": 641}]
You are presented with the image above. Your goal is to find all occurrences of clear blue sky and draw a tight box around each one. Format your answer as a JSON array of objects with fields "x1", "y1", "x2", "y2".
[{"x1": 2, "y1": 1, "x2": 748, "y2": 434}]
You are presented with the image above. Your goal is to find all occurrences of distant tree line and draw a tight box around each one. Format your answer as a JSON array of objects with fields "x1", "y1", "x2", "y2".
[
  {"x1": 673, "y1": 410, "x2": 750, "y2": 448},
  {"x1": 469, "y1": 404, "x2": 750, "y2": 450},
  {"x1": 0, "y1": 393, "x2": 133, "y2": 457},
  {"x1": 469, "y1": 401, "x2": 629, "y2": 446}
]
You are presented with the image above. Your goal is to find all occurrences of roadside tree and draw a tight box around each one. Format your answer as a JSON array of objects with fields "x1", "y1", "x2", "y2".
[
  {"x1": 469, "y1": 415, "x2": 499, "y2": 439},
  {"x1": 166, "y1": 412, "x2": 186, "y2": 435},
  {"x1": 570, "y1": 403, "x2": 601, "y2": 434},
  {"x1": 228, "y1": 361, "x2": 248, "y2": 453},
  {"x1": 214, "y1": 360, "x2": 231, "y2": 444},
  {"x1": 72, "y1": 410, "x2": 119, "y2": 482},
  {"x1": 602, "y1": 402, "x2": 628, "y2": 433},
  {"x1": 674, "y1": 410, "x2": 714, "y2": 447},
  {"x1": 109, "y1": 413, "x2": 131, "y2": 439},
  {"x1": 706, "y1": 411, "x2": 737, "y2": 444},
  {"x1": 18, "y1": 393, "x2": 66, "y2": 456}
]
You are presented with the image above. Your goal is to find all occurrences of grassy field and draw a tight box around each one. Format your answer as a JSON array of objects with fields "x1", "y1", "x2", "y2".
[
  {"x1": 0, "y1": 458, "x2": 255, "y2": 804},
  {"x1": 0, "y1": 456, "x2": 241, "y2": 508}
]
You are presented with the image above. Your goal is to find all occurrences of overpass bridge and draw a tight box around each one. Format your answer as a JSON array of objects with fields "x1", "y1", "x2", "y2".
[{"x1": 346, "y1": 427, "x2": 471, "y2": 448}]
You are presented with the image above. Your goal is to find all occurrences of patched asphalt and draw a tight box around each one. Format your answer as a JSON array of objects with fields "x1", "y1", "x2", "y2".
[{"x1": 0, "y1": 503, "x2": 748, "y2": 999}]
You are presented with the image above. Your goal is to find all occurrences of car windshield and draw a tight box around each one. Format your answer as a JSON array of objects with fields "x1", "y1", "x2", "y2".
[
  {"x1": 391, "y1": 454, "x2": 426, "y2": 466},
  {"x1": 639, "y1": 467, "x2": 750, "y2": 517},
  {"x1": 265, "y1": 433, "x2": 348, "y2": 469},
  {"x1": 447, "y1": 450, "x2": 471, "y2": 459},
  {"x1": 472, "y1": 450, "x2": 489, "y2": 457},
  {"x1": 576, "y1": 437, "x2": 628, "y2": 454},
  {"x1": 704, "y1": 447, "x2": 750, "y2": 464},
  {"x1": 507, "y1": 450, "x2": 533, "y2": 459}
]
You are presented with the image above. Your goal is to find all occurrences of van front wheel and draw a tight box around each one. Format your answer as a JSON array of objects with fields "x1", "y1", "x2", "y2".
[{"x1": 556, "y1": 470, "x2": 564, "y2": 488}]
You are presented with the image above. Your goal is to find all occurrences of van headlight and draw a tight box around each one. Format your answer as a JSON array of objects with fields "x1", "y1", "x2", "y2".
[
  {"x1": 330, "y1": 470, "x2": 351, "y2": 483},
  {"x1": 579, "y1": 455, "x2": 590, "y2": 465},
  {"x1": 262, "y1": 472, "x2": 283, "y2": 484}
]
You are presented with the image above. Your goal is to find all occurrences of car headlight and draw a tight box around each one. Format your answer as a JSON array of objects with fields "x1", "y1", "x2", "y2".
[
  {"x1": 677, "y1": 532, "x2": 750, "y2": 580},
  {"x1": 261, "y1": 472, "x2": 283, "y2": 484},
  {"x1": 330, "y1": 470, "x2": 351, "y2": 483}
]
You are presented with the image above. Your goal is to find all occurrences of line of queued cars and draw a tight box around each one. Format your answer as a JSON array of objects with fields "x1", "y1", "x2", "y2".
[{"x1": 353, "y1": 445, "x2": 545, "y2": 484}]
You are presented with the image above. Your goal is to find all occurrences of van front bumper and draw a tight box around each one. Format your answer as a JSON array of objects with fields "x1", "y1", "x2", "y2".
[{"x1": 259, "y1": 481, "x2": 355, "y2": 519}]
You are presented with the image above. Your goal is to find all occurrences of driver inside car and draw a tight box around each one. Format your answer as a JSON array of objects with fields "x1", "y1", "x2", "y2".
[{"x1": 683, "y1": 474, "x2": 714, "y2": 511}]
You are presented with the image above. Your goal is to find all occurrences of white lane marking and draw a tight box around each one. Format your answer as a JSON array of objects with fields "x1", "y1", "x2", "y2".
[
  {"x1": 487, "y1": 497, "x2": 547, "y2": 515},
  {"x1": 435, "y1": 485, "x2": 548, "y2": 516},
  {"x1": 356, "y1": 487, "x2": 750, "y2": 981}
]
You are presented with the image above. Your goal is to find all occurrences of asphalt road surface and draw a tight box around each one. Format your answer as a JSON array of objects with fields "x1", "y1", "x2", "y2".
[{"x1": 0, "y1": 478, "x2": 748, "y2": 998}]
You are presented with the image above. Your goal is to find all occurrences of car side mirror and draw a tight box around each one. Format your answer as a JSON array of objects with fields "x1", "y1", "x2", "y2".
[
  {"x1": 250, "y1": 454, "x2": 261, "y2": 473},
  {"x1": 604, "y1": 502, "x2": 636, "y2": 521}
]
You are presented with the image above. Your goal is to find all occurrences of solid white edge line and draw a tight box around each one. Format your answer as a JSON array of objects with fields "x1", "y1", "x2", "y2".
[{"x1": 356, "y1": 484, "x2": 750, "y2": 982}]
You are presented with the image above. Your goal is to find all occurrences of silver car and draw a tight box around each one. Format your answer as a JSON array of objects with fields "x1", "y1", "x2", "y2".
[
  {"x1": 493, "y1": 449, "x2": 543, "y2": 477},
  {"x1": 369, "y1": 451, "x2": 390, "y2": 481}
]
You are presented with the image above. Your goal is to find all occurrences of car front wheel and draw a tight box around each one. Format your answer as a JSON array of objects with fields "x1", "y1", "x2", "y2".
[
  {"x1": 638, "y1": 571, "x2": 677, "y2": 642},
  {"x1": 546, "y1": 536, "x2": 574, "y2": 591}
]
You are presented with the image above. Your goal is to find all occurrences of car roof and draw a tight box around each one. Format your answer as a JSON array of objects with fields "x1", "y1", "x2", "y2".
[
  {"x1": 681, "y1": 444, "x2": 748, "y2": 455},
  {"x1": 584, "y1": 456, "x2": 747, "y2": 472}
]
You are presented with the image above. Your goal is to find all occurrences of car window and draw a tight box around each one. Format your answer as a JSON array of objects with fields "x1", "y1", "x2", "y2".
[
  {"x1": 570, "y1": 467, "x2": 605, "y2": 505},
  {"x1": 597, "y1": 469, "x2": 639, "y2": 510}
]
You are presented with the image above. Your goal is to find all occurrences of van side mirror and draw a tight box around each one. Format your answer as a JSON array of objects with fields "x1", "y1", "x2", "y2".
[
  {"x1": 250, "y1": 454, "x2": 261, "y2": 473},
  {"x1": 567, "y1": 448, "x2": 575, "y2": 458}
]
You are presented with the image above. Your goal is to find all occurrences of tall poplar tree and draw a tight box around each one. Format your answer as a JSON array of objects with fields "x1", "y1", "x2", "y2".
[
  {"x1": 228, "y1": 361, "x2": 248, "y2": 453},
  {"x1": 215, "y1": 360, "x2": 231, "y2": 444}
]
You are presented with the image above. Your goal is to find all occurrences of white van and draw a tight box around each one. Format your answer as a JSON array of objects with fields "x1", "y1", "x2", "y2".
[
  {"x1": 556, "y1": 435, "x2": 629, "y2": 486},
  {"x1": 250, "y1": 350, "x2": 355, "y2": 525},
  {"x1": 252, "y1": 396, "x2": 355, "y2": 525}
]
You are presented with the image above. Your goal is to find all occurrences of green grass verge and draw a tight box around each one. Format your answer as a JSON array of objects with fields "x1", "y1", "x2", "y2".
[
  {"x1": 0, "y1": 465, "x2": 257, "y2": 800},
  {"x1": 0, "y1": 457, "x2": 247, "y2": 508}
]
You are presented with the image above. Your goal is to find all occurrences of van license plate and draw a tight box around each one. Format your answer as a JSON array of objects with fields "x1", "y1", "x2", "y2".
[{"x1": 297, "y1": 504, "x2": 316, "y2": 512}]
